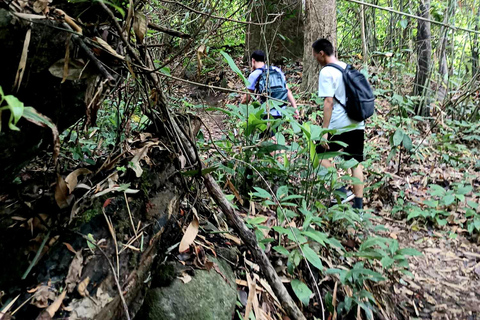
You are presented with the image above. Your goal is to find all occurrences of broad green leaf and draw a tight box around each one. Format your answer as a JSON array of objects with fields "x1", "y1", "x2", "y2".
[
  {"x1": 467, "y1": 201, "x2": 478, "y2": 209},
  {"x1": 273, "y1": 245, "x2": 289, "y2": 256},
  {"x1": 159, "y1": 67, "x2": 171, "y2": 75},
  {"x1": 302, "y1": 230, "x2": 328, "y2": 246},
  {"x1": 397, "y1": 248, "x2": 422, "y2": 256},
  {"x1": 468, "y1": 222, "x2": 475, "y2": 233},
  {"x1": 291, "y1": 279, "x2": 312, "y2": 306},
  {"x1": 423, "y1": 199, "x2": 438, "y2": 208},
  {"x1": 474, "y1": 216, "x2": 480, "y2": 230},
  {"x1": 339, "y1": 158, "x2": 359, "y2": 170},
  {"x1": 359, "y1": 237, "x2": 388, "y2": 251},
  {"x1": 220, "y1": 51, "x2": 249, "y2": 87},
  {"x1": 400, "y1": 18, "x2": 408, "y2": 28},
  {"x1": 457, "y1": 185, "x2": 473, "y2": 195},
  {"x1": 429, "y1": 184, "x2": 445, "y2": 197},
  {"x1": 380, "y1": 256, "x2": 395, "y2": 268},
  {"x1": 392, "y1": 129, "x2": 404, "y2": 146},
  {"x1": 276, "y1": 185, "x2": 289, "y2": 200},
  {"x1": 466, "y1": 208, "x2": 476, "y2": 218},
  {"x1": 316, "y1": 151, "x2": 347, "y2": 160},
  {"x1": 407, "y1": 210, "x2": 421, "y2": 220},
  {"x1": 325, "y1": 237, "x2": 344, "y2": 250},
  {"x1": 302, "y1": 244, "x2": 323, "y2": 270},
  {"x1": 251, "y1": 187, "x2": 271, "y2": 199},
  {"x1": 256, "y1": 142, "x2": 289, "y2": 155},
  {"x1": 3, "y1": 95, "x2": 24, "y2": 131},
  {"x1": 443, "y1": 194, "x2": 455, "y2": 206},
  {"x1": 87, "y1": 233, "x2": 96, "y2": 251},
  {"x1": 402, "y1": 134, "x2": 413, "y2": 151},
  {"x1": 246, "y1": 216, "x2": 267, "y2": 225}
]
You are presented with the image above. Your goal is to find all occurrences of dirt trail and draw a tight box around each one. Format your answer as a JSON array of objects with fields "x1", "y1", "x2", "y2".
[{"x1": 378, "y1": 215, "x2": 480, "y2": 320}]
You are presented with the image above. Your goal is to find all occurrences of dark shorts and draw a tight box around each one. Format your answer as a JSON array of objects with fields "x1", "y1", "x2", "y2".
[{"x1": 316, "y1": 129, "x2": 365, "y2": 163}]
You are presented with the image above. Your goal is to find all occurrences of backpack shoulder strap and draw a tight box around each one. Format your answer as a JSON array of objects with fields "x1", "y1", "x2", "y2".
[
  {"x1": 255, "y1": 67, "x2": 267, "y2": 92},
  {"x1": 324, "y1": 63, "x2": 347, "y2": 109},
  {"x1": 325, "y1": 63, "x2": 345, "y2": 73}
]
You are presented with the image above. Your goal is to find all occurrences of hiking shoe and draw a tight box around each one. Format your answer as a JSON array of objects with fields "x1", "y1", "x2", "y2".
[{"x1": 331, "y1": 186, "x2": 355, "y2": 205}]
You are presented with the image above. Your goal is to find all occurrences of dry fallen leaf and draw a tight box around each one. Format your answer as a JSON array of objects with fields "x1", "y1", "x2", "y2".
[
  {"x1": 32, "y1": 0, "x2": 50, "y2": 14},
  {"x1": 32, "y1": 286, "x2": 55, "y2": 308},
  {"x1": 63, "y1": 242, "x2": 77, "y2": 254},
  {"x1": 65, "y1": 251, "x2": 83, "y2": 293},
  {"x1": 128, "y1": 143, "x2": 158, "y2": 177},
  {"x1": 45, "y1": 290, "x2": 66, "y2": 318},
  {"x1": 179, "y1": 216, "x2": 199, "y2": 253},
  {"x1": 55, "y1": 174, "x2": 70, "y2": 209},
  {"x1": 177, "y1": 272, "x2": 192, "y2": 284},
  {"x1": 77, "y1": 277, "x2": 90, "y2": 297},
  {"x1": 91, "y1": 37, "x2": 124, "y2": 60},
  {"x1": 65, "y1": 168, "x2": 92, "y2": 194},
  {"x1": 133, "y1": 12, "x2": 147, "y2": 44},
  {"x1": 13, "y1": 28, "x2": 31, "y2": 92},
  {"x1": 49, "y1": 59, "x2": 91, "y2": 81}
]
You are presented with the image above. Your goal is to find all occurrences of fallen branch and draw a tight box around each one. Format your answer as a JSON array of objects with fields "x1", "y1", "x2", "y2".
[
  {"x1": 148, "y1": 22, "x2": 191, "y2": 38},
  {"x1": 203, "y1": 175, "x2": 306, "y2": 319},
  {"x1": 171, "y1": 117, "x2": 306, "y2": 320}
]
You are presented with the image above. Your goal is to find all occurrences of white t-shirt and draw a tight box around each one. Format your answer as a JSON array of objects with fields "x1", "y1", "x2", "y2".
[{"x1": 318, "y1": 61, "x2": 365, "y2": 130}]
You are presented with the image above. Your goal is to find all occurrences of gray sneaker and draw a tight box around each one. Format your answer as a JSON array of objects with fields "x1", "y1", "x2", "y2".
[{"x1": 331, "y1": 187, "x2": 355, "y2": 205}]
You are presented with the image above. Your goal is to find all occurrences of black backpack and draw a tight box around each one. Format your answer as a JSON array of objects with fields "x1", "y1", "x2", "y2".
[
  {"x1": 255, "y1": 66, "x2": 288, "y2": 104},
  {"x1": 326, "y1": 63, "x2": 375, "y2": 121}
]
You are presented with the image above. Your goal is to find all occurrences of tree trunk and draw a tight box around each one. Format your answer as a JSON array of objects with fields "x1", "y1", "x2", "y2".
[
  {"x1": 301, "y1": 0, "x2": 337, "y2": 94},
  {"x1": 472, "y1": 3, "x2": 480, "y2": 77},
  {"x1": 360, "y1": 5, "x2": 368, "y2": 64},
  {"x1": 413, "y1": 0, "x2": 432, "y2": 116},
  {"x1": 246, "y1": 0, "x2": 304, "y2": 64},
  {"x1": 435, "y1": 0, "x2": 456, "y2": 104}
]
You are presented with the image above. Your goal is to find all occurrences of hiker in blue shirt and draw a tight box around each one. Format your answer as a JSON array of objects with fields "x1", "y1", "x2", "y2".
[{"x1": 241, "y1": 50, "x2": 299, "y2": 119}]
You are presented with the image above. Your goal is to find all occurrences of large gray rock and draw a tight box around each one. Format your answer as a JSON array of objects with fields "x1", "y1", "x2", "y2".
[{"x1": 140, "y1": 256, "x2": 237, "y2": 320}]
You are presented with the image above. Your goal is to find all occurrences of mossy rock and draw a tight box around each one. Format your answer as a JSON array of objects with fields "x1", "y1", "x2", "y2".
[{"x1": 138, "y1": 256, "x2": 237, "y2": 320}]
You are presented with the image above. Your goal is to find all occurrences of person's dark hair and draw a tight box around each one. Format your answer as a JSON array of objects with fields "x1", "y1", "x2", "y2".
[
  {"x1": 312, "y1": 39, "x2": 334, "y2": 56},
  {"x1": 251, "y1": 50, "x2": 266, "y2": 62}
]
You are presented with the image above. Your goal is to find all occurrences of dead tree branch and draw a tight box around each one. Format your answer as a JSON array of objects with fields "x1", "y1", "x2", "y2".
[{"x1": 148, "y1": 22, "x2": 191, "y2": 38}]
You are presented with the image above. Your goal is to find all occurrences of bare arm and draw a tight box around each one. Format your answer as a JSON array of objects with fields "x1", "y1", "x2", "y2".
[
  {"x1": 321, "y1": 97, "x2": 334, "y2": 149},
  {"x1": 241, "y1": 89, "x2": 254, "y2": 104},
  {"x1": 286, "y1": 87, "x2": 300, "y2": 118},
  {"x1": 322, "y1": 97, "x2": 334, "y2": 129}
]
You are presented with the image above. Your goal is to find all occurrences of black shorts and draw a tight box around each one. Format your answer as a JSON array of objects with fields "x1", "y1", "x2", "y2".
[{"x1": 316, "y1": 129, "x2": 365, "y2": 163}]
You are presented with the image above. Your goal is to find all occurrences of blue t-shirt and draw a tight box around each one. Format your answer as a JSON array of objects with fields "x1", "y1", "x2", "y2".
[{"x1": 247, "y1": 66, "x2": 287, "y2": 117}]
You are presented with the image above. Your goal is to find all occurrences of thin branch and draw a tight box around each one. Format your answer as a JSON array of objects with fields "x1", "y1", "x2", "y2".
[
  {"x1": 157, "y1": 71, "x2": 289, "y2": 105},
  {"x1": 148, "y1": 22, "x2": 191, "y2": 38},
  {"x1": 343, "y1": 0, "x2": 480, "y2": 34},
  {"x1": 159, "y1": 0, "x2": 283, "y2": 25}
]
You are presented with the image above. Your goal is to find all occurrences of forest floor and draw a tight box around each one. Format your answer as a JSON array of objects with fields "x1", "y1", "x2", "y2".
[{"x1": 181, "y1": 59, "x2": 480, "y2": 320}]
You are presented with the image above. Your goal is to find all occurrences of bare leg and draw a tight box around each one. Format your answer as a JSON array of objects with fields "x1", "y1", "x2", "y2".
[
  {"x1": 320, "y1": 159, "x2": 335, "y2": 168},
  {"x1": 351, "y1": 163, "x2": 364, "y2": 198}
]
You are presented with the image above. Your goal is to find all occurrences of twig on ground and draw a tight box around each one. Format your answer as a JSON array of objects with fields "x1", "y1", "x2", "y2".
[
  {"x1": 59, "y1": 22, "x2": 115, "y2": 84},
  {"x1": 76, "y1": 232, "x2": 131, "y2": 320},
  {"x1": 124, "y1": 192, "x2": 138, "y2": 237},
  {"x1": 22, "y1": 231, "x2": 51, "y2": 280}
]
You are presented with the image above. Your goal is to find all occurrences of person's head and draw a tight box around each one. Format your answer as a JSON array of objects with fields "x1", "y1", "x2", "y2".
[
  {"x1": 250, "y1": 50, "x2": 266, "y2": 70},
  {"x1": 312, "y1": 39, "x2": 335, "y2": 66}
]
